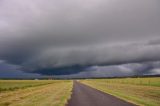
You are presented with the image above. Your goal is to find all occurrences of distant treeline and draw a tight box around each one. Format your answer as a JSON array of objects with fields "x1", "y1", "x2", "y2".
[
  {"x1": 64, "y1": 74, "x2": 160, "y2": 80},
  {"x1": 0, "y1": 74, "x2": 160, "y2": 80}
]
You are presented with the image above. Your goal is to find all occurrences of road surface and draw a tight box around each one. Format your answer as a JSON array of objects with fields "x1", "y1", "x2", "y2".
[{"x1": 67, "y1": 81, "x2": 136, "y2": 106}]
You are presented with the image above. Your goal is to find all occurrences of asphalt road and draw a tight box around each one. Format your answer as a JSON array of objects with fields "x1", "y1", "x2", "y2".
[{"x1": 67, "y1": 81, "x2": 136, "y2": 106}]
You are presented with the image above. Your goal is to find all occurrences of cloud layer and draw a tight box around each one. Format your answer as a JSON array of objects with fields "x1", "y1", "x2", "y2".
[{"x1": 0, "y1": 0, "x2": 160, "y2": 78}]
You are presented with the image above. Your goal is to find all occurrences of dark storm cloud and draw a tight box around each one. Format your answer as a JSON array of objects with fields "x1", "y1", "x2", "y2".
[
  {"x1": 22, "y1": 42, "x2": 160, "y2": 68},
  {"x1": 0, "y1": 0, "x2": 160, "y2": 77},
  {"x1": 0, "y1": 60, "x2": 42, "y2": 78},
  {"x1": 58, "y1": 61, "x2": 160, "y2": 78}
]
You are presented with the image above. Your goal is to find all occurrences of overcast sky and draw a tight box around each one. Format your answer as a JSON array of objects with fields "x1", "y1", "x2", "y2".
[{"x1": 0, "y1": 0, "x2": 160, "y2": 78}]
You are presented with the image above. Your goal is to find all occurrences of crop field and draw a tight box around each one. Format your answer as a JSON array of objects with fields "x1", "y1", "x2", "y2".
[
  {"x1": 0, "y1": 80, "x2": 72, "y2": 106},
  {"x1": 80, "y1": 77, "x2": 160, "y2": 106}
]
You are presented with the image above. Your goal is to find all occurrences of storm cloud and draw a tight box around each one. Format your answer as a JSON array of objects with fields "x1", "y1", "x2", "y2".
[{"x1": 0, "y1": 0, "x2": 160, "y2": 78}]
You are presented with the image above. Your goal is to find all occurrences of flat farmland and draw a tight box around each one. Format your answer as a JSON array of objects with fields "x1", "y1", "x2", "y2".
[
  {"x1": 0, "y1": 77, "x2": 159, "y2": 106},
  {"x1": 80, "y1": 77, "x2": 160, "y2": 106},
  {"x1": 0, "y1": 80, "x2": 72, "y2": 106}
]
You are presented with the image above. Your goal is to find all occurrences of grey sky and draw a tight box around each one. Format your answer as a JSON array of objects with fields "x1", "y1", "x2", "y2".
[{"x1": 0, "y1": 0, "x2": 160, "y2": 78}]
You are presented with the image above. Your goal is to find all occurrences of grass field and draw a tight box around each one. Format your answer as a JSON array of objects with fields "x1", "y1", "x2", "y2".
[
  {"x1": 0, "y1": 80, "x2": 57, "y2": 92},
  {"x1": 80, "y1": 77, "x2": 160, "y2": 106},
  {"x1": 0, "y1": 78, "x2": 159, "y2": 106},
  {"x1": 0, "y1": 80, "x2": 72, "y2": 106}
]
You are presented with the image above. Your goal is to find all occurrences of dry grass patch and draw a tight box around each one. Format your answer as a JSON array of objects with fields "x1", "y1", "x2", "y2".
[{"x1": 0, "y1": 80, "x2": 73, "y2": 106}]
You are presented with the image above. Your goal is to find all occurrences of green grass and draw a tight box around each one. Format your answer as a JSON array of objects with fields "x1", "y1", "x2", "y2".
[
  {"x1": 95, "y1": 77, "x2": 160, "y2": 87},
  {"x1": 0, "y1": 80, "x2": 56, "y2": 92},
  {"x1": 80, "y1": 77, "x2": 160, "y2": 106},
  {"x1": 0, "y1": 80, "x2": 73, "y2": 106}
]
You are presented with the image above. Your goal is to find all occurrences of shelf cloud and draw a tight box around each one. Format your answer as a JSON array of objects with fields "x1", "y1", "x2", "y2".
[{"x1": 0, "y1": 0, "x2": 160, "y2": 78}]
